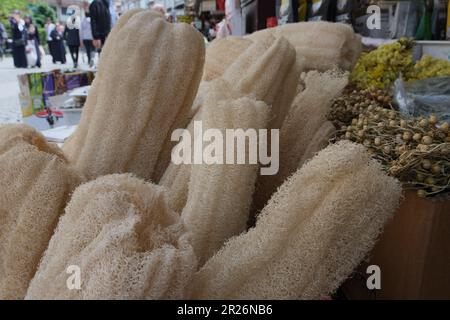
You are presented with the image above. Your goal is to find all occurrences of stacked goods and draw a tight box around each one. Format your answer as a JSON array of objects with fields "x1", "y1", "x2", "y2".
[
  {"x1": 189, "y1": 142, "x2": 401, "y2": 299},
  {"x1": 26, "y1": 175, "x2": 196, "y2": 299},
  {"x1": 247, "y1": 21, "x2": 362, "y2": 71},
  {"x1": 1, "y1": 11, "x2": 405, "y2": 300},
  {"x1": 337, "y1": 108, "x2": 450, "y2": 197},
  {"x1": 252, "y1": 69, "x2": 348, "y2": 213},
  {"x1": 160, "y1": 35, "x2": 301, "y2": 212},
  {"x1": 0, "y1": 125, "x2": 83, "y2": 299},
  {"x1": 62, "y1": 10, "x2": 205, "y2": 181},
  {"x1": 350, "y1": 38, "x2": 450, "y2": 89}
]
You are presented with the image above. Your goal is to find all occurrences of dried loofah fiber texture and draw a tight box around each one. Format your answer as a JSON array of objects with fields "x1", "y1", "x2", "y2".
[
  {"x1": 222, "y1": 35, "x2": 301, "y2": 129},
  {"x1": 247, "y1": 21, "x2": 362, "y2": 72},
  {"x1": 0, "y1": 124, "x2": 83, "y2": 300},
  {"x1": 189, "y1": 141, "x2": 402, "y2": 299},
  {"x1": 63, "y1": 10, "x2": 205, "y2": 181},
  {"x1": 159, "y1": 78, "x2": 240, "y2": 213},
  {"x1": 251, "y1": 70, "x2": 348, "y2": 214},
  {"x1": 26, "y1": 174, "x2": 196, "y2": 300},
  {"x1": 202, "y1": 36, "x2": 253, "y2": 81},
  {"x1": 179, "y1": 90, "x2": 269, "y2": 265}
]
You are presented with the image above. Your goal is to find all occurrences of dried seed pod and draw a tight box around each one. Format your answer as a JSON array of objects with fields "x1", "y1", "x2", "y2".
[
  {"x1": 189, "y1": 141, "x2": 401, "y2": 299},
  {"x1": 0, "y1": 124, "x2": 83, "y2": 300},
  {"x1": 26, "y1": 174, "x2": 196, "y2": 299},
  {"x1": 63, "y1": 11, "x2": 205, "y2": 181}
]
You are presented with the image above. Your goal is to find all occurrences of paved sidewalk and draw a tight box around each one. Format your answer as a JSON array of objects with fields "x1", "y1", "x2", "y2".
[{"x1": 0, "y1": 53, "x2": 96, "y2": 124}]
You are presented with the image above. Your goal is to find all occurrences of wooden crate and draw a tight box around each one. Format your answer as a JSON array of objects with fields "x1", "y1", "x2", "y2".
[{"x1": 342, "y1": 190, "x2": 450, "y2": 299}]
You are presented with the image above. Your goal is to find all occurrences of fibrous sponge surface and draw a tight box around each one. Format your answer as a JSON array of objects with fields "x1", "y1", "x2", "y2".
[
  {"x1": 63, "y1": 10, "x2": 205, "y2": 182},
  {"x1": 26, "y1": 174, "x2": 196, "y2": 299},
  {"x1": 0, "y1": 124, "x2": 83, "y2": 300},
  {"x1": 181, "y1": 94, "x2": 269, "y2": 265},
  {"x1": 189, "y1": 141, "x2": 402, "y2": 299},
  {"x1": 248, "y1": 21, "x2": 362, "y2": 72}
]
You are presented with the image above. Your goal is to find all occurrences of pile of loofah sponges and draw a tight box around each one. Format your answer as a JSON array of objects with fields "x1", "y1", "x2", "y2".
[{"x1": 0, "y1": 9, "x2": 402, "y2": 300}]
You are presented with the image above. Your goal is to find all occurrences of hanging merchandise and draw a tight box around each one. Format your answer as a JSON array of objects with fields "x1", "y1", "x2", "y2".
[
  {"x1": 431, "y1": 0, "x2": 448, "y2": 40},
  {"x1": 225, "y1": 0, "x2": 243, "y2": 35},
  {"x1": 277, "y1": 0, "x2": 299, "y2": 24},
  {"x1": 307, "y1": 0, "x2": 336, "y2": 21},
  {"x1": 447, "y1": 0, "x2": 450, "y2": 39},
  {"x1": 216, "y1": 0, "x2": 226, "y2": 11},
  {"x1": 389, "y1": 0, "x2": 420, "y2": 39},
  {"x1": 335, "y1": 0, "x2": 356, "y2": 24},
  {"x1": 298, "y1": 0, "x2": 307, "y2": 21},
  {"x1": 416, "y1": 0, "x2": 433, "y2": 40}
]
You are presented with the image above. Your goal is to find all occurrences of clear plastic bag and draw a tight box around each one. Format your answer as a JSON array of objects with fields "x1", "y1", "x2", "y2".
[{"x1": 394, "y1": 76, "x2": 450, "y2": 122}]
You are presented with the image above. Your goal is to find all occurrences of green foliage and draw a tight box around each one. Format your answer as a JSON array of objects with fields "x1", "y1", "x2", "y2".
[
  {"x1": 30, "y1": 2, "x2": 56, "y2": 28},
  {"x1": 0, "y1": 1, "x2": 56, "y2": 37},
  {"x1": 0, "y1": 0, "x2": 30, "y2": 35}
]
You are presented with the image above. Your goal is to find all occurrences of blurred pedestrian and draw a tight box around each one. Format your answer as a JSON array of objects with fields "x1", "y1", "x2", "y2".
[
  {"x1": 80, "y1": 10, "x2": 95, "y2": 67},
  {"x1": 45, "y1": 17, "x2": 56, "y2": 63},
  {"x1": 65, "y1": 17, "x2": 81, "y2": 68},
  {"x1": 50, "y1": 23, "x2": 66, "y2": 64},
  {"x1": 24, "y1": 16, "x2": 42, "y2": 67},
  {"x1": 9, "y1": 10, "x2": 27, "y2": 68},
  {"x1": 89, "y1": 0, "x2": 111, "y2": 53},
  {"x1": 0, "y1": 22, "x2": 7, "y2": 60},
  {"x1": 27, "y1": 24, "x2": 42, "y2": 67}
]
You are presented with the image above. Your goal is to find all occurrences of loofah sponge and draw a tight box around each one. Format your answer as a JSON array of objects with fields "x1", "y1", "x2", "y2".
[
  {"x1": 26, "y1": 174, "x2": 196, "y2": 300},
  {"x1": 251, "y1": 70, "x2": 348, "y2": 214},
  {"x1": 181, "y1": 95, "x2": 270, "y2": 265},
  {"x1": 202, "y1": 36, "x2": 253, "y2": 81},
  {"x1": 0, "y1": 124, "x2": 83, "y2": 300},
  {"x1": 247, "y1": 21, "x2": 362, "y2": 72},
  {"x1": 222, "y1": 35, "x2": 301, "y2": 129},
  {"x1": 189, "y1": 141, "x2": 402, "y2": 299},
  {"x1": 63, "y1": 10, "x2": 205, "y2": 182}
]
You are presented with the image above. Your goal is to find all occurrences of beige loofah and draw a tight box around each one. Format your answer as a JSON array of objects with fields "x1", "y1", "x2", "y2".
[
  {"x1": 202, "y1": 36, "x2": 253, "y2": 81},
  {"x1": 251, "y1": 70, "x2": 348, "y2": 214},
  {"x1": 181, "y1": 95, "x2": 270, "y2": 265},
  {"x1": 248, "y1": 21, "x2": 362, "y2": 72},
  {"x1": 63, "y1": 10, "x2": 205, "y2": 181},
  {"x1": 0, "y1": 124, "x2": 83, "y2": 300},
  {"x1": 222, "y1": 35, "x2": 300, "y2": 129},
  {"x1": 159, "y1": 78, "x2": 239, "y2": 212},
  {"x1": 298, "y1": 121, "x2": 336, "y2": 167},
  {"x1": 189, "y1": 141, "x2": 402, "y2": 299},
  {"x1": 26, "y1": 174, "x2": 196, "y2": 300}
]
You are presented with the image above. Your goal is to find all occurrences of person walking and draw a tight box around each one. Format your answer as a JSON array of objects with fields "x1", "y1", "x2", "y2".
[
  {"x1": 0, "y1": 22, "x2": 7, "y2": 61},
  {"x1": 26, "y1": 24, "x2": 42, "y2": 68},
  {"x1": 64, "y1": 19, "x2": 80, "y2": 68},
  {"x1": 45, "y1": 17, "x2": 56, "y2": 63},
  {"x1": 89, "y1": 0, "x2": 111, "y2": 53},
  {"x1": 50, "y1": 23, "x2": 66, "y2": 64},
  {"x1": 80, "y1": 11, "x2": 95, "y2": 67},
  {"x1": 9, "y1": 10, "x2": 27, "y2": 68},
  {"x1": 25, "y1": 16, "x2": 42, "y2": 68}
]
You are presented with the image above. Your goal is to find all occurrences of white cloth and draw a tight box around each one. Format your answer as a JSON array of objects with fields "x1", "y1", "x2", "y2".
[
  {"x1": 26, "y1": 40, "x2": 37, "y2": 67},
  {"x1": 225, "y1": 0, "x2": 243, "y2": 36}
]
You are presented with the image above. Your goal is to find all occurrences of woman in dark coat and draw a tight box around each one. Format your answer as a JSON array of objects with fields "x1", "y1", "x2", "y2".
[
  {"x1": 25, "y1": 17, "x2": 42, "y2": 68},
  {"x1": 64, "y1": 20, "x2": 81, "y2": 68},
  {"x1": 50, "y1": 24, "x2": 66, "y2": 64},
  {"x1": 9, "y1": 11, "x2": 27, "y2": 68}
]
